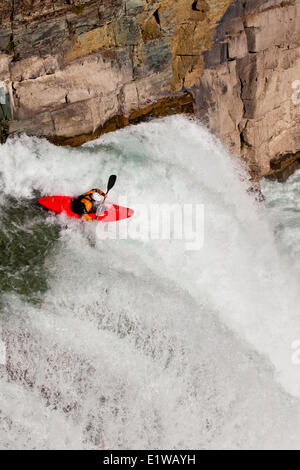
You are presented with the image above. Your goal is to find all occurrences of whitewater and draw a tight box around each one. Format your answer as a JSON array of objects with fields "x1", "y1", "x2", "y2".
[{"x1": 0, "y1": 115, "x2": 300, "y2": 449}]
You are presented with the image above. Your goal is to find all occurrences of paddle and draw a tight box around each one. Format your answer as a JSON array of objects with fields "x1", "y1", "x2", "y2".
[
  {"x1": 97, "y1": 175, "x2": 117, "y2": 215},
  {"x1": 106, "y1": 174, "x2": 117, "y2": 196}
]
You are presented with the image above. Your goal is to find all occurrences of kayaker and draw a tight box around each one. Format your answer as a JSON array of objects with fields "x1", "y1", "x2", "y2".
[
  {"x1": 71, "y1": 188, "x2": 107, "y2": 221},
  {"x1": 71, "y1": 176, "x2": 117, "y2": 221}
]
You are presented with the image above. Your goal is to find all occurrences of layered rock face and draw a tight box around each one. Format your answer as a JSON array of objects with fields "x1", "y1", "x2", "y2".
[
  {"x1": 0, "y1": 0, "x2": 232, "y2": 145},
  {"x1": 198, "y1": 0, "x2": 300, "y2": 177},
  {"x1": 0, "y1": 0, "x2": 300, "y2": 178}
]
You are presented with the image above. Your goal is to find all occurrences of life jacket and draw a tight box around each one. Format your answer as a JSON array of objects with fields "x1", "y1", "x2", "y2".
[{"x1": 78, "y1": 188, "x2": 105, "y2": 214}]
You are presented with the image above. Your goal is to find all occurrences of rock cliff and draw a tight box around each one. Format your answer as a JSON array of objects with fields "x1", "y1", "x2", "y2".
[
  {"x1": 198, "y1": 0, "x2": 300, "y2": 178},
  {"x1": 0, "y1": 0, "x2": 300, "y2": 179}
]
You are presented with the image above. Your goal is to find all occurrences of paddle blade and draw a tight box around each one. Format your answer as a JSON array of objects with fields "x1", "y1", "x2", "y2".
[{"x1": 107, "y1": 175, "x2": 117, "y2": 194}]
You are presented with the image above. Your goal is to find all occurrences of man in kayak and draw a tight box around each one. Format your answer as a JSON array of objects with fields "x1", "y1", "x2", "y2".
[
  {"x1": 71, "y1": 188, "x2": 107, "y2": 221},
  {"x1": 70, "y1": 176, "x2": 117, "y2": 221}
]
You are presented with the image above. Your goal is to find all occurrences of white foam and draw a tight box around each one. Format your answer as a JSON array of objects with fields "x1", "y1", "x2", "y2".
[{"x1": 1, "y1": 116, "x2": 300, "y2": 449}]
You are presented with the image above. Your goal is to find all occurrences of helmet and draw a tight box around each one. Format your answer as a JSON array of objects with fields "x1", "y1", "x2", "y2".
[{"x1": 91, "y1": 192, "x2": 103, "y2": 202}]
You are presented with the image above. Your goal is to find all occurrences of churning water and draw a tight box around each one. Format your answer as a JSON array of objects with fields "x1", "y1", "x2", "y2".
[{"x1": 0, "y1": 115, "x2": 300, "y2": 449}]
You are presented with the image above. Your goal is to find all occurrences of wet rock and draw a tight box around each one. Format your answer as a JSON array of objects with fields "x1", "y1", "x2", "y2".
[{"x1": 265, "y1": 151, "x2": 300, "y2": 182}]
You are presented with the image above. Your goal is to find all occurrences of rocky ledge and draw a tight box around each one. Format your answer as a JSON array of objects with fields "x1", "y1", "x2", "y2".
[{"x1": 1, "y1": 0, "x2": 300, "y2": 180}]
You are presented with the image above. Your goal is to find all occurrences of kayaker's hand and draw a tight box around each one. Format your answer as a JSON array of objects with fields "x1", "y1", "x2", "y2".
[{"x1": 83, "y1": 214, "x2": 92, "y2": 221}]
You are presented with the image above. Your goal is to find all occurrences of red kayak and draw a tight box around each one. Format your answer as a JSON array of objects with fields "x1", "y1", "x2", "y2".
[{"x1": 38, "y1": 196, "x2": 134, "y2": 222}]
